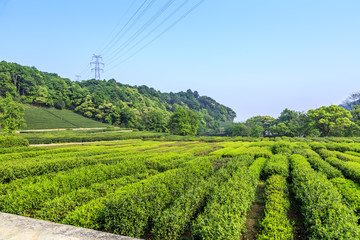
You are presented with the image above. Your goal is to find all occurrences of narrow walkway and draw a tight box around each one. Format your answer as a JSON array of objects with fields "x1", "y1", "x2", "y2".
[
  {"x1": 242, "y1": 182, "x2": 266, "y2": 240},
  {"x1": 0, "y1": 212, "x2": 140, "y2": 240}
]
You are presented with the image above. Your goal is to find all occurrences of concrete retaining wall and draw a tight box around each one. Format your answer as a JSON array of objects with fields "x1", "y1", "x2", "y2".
[{"x1": 0, "y1": 212, "x2": 141, "y2": 240}]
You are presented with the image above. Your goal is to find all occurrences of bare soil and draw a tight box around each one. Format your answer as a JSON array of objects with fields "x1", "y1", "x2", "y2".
[{"x1": 242, "y1": 182, "x2": 266, "y2": 240}]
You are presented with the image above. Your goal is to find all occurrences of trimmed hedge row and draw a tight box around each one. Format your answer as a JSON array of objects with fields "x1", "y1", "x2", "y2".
[
  {"x1": 318, "y1": 149, "x2": 360, "y2": 164},
  {"x1": 63, "y1": 158, "x2": 214, "y2": 238},
  {"x1": 0, "y1": 150, "x2": 194, "y2": 217},
  {"x1": 307, "y1": 157, "x2": 343, "y2": 179},
  {"x1": 330, "y1": 177, "x2": 360, "y2": 216},
  {"x1": 290, "y1": 155, "x2": 359, "y2": 239},
  {"x1": 257, "y1": 175, "x2": 293, "y2": 240},
  {"x1": 0, "y1": 134, "x2": 29, "y2": 148},
  {"x1": 262, "y1": 154, "x2": 289, "y2": 179},
  {"x1": 0, "y1": 159, "x2": 149, "y2": 216},
  {"x1": 191, "y1": 157, "x2": 266, "y2": 240},
  {"x1": 151, "y1": 156, "x2": 254, "y2": 240},
  {"x1": 325, "y1": 157, "x2": 360, "y2": 185},
  {"x1": 34, "y1": 171, "x2": 156, "y2": 222}
]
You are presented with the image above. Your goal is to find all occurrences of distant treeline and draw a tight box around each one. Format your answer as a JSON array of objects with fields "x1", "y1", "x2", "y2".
[
  {"x1": 225, "y1": 104, "x2": 360, "y2": 137},
  {"x1": 0, "y1": 61, "x2": 235, "y2": 134}
]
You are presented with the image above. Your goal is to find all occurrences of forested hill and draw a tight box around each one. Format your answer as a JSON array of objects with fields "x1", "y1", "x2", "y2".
[{"x1": 0, "y1": 61, "x2": 236, "y2": 134}]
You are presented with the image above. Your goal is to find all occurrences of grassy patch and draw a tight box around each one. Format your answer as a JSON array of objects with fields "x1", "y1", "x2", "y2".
[{"x1": 23, "y1": 106, "x2": 110, "y2": 129}]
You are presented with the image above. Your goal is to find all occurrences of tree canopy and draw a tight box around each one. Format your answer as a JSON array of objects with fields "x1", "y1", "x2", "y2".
[
  {"x1": 0, "y1": 61, "x2": 235, "y2": 134},
  {"x1": 168, "y1": 107, "x2": 200, "y2": 135},
  {"x1": 0, "y1": 93, "x2": 25, "y2": 133}
]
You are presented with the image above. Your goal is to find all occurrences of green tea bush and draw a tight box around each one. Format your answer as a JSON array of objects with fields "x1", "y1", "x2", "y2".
[
  {"x1": 325, "y1": 157, "x2": 360, "y2": 185},
  {"x1": 63, "y1": 158, "x2": 214, "y2": 237},
  {"x1": 257, "y1": 175, "x2": 293, "y2": 240},
  {"x1": 330, "y1": 177, "x2": 360, "y2": 216},
  {"x1": 271, "y1": 141, "x2": 293, "y2": 156},
  {"x1": 262, "y1": 154, "x2": 289, "y2": 179},
  {"x1": 290, "y1": 155, "x2": 359, "y2": 239},
  {"x1": 307, "y1": 157, "x2": 343, "y2": 179},
  {"x1": 151, "y1": 156, "x2": 254, "y2": 240},
  {"x1": 0, "y1": 134, "x2": 29, "y2": 148},
  {"x1": 191, "y1": 157, "x2": 266, "y2": 240}
]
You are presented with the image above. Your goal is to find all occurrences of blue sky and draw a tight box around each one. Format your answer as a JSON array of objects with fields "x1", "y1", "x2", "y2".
[{"x1": 1, "y1": 0, "x2": 359, "y2": 121}]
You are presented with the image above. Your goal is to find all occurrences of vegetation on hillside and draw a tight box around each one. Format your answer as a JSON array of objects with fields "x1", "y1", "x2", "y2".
[
  {"x1": 0, "y1": 61, "x2": 235, "y2": 135},
  {"x1": 23, "y1": 106, "x2": 111, "y2": 130}
]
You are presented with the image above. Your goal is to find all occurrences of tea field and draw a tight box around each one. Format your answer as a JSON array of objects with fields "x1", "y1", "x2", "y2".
[{"x1": 1, "y1": 138, "x2": 360, "y2": 239}]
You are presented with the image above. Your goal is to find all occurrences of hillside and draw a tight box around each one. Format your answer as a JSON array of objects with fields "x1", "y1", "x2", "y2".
[
  {"x1": 23, "y1": 106, "x2": 111, "y2": 130},
  {"x1": 0, "y1": 61, "x2": 236, "y2": 134}
]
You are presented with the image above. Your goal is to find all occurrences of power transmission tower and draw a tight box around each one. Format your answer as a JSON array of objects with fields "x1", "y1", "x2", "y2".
[
  {"x1": 90, "y1": 55, "x2": 104, "y2": 80},
  {"x1": 75, "y1": 75, "x2": 81, "y2": 81}
]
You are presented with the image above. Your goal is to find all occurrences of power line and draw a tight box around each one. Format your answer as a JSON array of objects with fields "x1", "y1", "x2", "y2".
[
  {"x1": 90, "y1": 55, "x2": 104, "y2": 80},
  {"x1": 105, "y1": 0, "x2": 176, "y2": 64},
  {"x1": 106, "y1": 0, "x2": 205, "y2": 72},
  {"x1": 101, "y1": 0, "x2": 156, "y2": 57},
  {"x1": 77, "y1": 0, "x2": 206, "y2": 79},
  {"x1": 106, "y1": 0, "x2": 190, "y2": 68}
]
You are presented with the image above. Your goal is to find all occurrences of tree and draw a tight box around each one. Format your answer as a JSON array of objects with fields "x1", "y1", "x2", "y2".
[
  {"x1": 225, "y1": 122, "x2": 250, "y2": 136},
  {"x1": 342, "y1": 92, "x2": 360, "y2": 110},
  {"x1": 168, "y1": 107, "x2": 200, "y2": 135},
  {"x1": 270, "y1": 109, "x2": 304, "y2": 137},
  {"x1": 75, "y1": 95, "x2": 96, "y2": 118},
  {"x1": 34, "y1": 86, "x2": 52, "y2": 106},
  {"x1": 245, "y1": 115, "x2": 275, "y2": 136},
  {"x1": 119, "y1": 106, "x2": 137, "y2": 128},
  {"x1": 306, "y1": 105, "x2": 354, "y2": 136},
  {"x1": 0, "y1": 93, "x2": 25, "y2": 133},
  {"x1": 142, "y1": 110, "x2": 168, "y2": 132},
  {"x1": 250, "y1": 124, "x2": 264, "y2": 137}
]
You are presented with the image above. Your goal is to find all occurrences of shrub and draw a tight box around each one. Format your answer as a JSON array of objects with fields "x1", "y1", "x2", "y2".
[
  {"x1": 258, "y1": 175, "x2": 293, "y2": 240},
  {"x1": 262, "y1": 154, "x2": 289, "y2": 179},
  {"x1": 290, "y1": 155, "x2": 359, "y2": 239},
  {"x1": 0, "y1": 134, "x2": 29, "y2": 148}
]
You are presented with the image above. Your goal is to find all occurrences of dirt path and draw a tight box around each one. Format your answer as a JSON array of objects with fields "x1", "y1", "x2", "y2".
[
  {"x1": 242, "y1": 182, "x2": 266, "y2": 240},
  {"x1": 288, "y1": 190, "x2": 307, "y2": 240},
  {"x1": 18, "y1": 127, "x2": 124, "y2": 133}
]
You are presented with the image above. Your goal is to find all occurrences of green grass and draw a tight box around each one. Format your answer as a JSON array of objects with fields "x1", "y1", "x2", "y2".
[{"x1": 23, "y1": 106, "x2": 111, "y2": 129}]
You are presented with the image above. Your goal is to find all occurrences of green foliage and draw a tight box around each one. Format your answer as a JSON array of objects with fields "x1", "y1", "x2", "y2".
[
  {"x1": 306, "y1": 105, "x2": 354, "y2": 136},
  {"x1": 97, "y1": 158, "x2": 214, "y2": 237},
  {"x1": 192, "y1": 157, "x2": 266, "y2": 240},
  {"x1": 307, "y1": 157, "x2": 343, "y2": 179},
  {"x1": 34, "y1": 172, "x2": 153, "y2": 223},
  {"x1": 258, "y1": 175, "x2": 293, "y2": 240},
  {"x1": 168, "y1": 107, "x2": 200, "y2": 135},
  {"x1": 0, "y1": 61, "x2": 235, "y2": 132},
  {"x1": 325, "y1": 157, "x2": 360, "y2": 185},
  {"x1": 330, "y1": 177, "x2": 360, "y2": 216},
  {"x1": 0, "y1": 134, "x2": 29, "y2": 148},
  {"x1": 270, "y1": 108, "x2": 305, "y2": 137},
  {"x1": 245, "y1": 115, "x2": 275, "y2": 137},
  {"x1": 0, "y1": 93, "x2": 25, "y2": 133},
  {"x1": 224, "y1": 122, "x2": 250, "y2": 136},
  {"x1": 2, "y1": 138, "x2": 360, "y2": 238},
  {"x1": 20, "y1": 129, "x2": 166, "y2": 144},
  {"x1": 271, "y1": 141, "x2": 293, "y2": 156},
  {"x1": 23, "y1": 106, "x2": 110, "y2": 129},
  {"x1": 151, "y1": 156, "x2": 253, "y2": 240},
  {"x1": 141, "y1": 110, "x2": 168, "y2": 132},
  {"x1": 262, "y1": 154, "x2": 289, "y2": 179},
  {"x1": 250, "y1": 124, "x2": 264, "y2": 137},
  {"x1": 290, "y1": 155, "x2": 359, "y2": 239}
]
